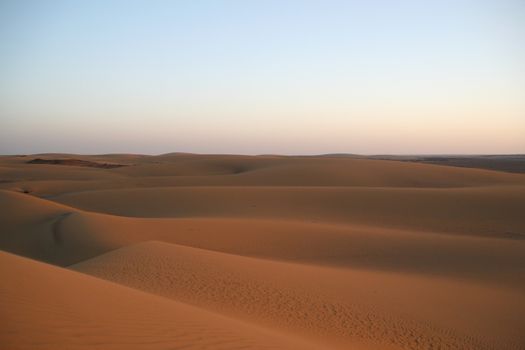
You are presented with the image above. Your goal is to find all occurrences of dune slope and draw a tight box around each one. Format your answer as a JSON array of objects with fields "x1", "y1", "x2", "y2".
[
  {"x1": 1, "y1": 154, "x2": 525, "y2": 350},
  {"x1": 0, "y1": 250, "x2": 327, "y2": 350},
  {"x1": 52, "y1": 185, "x2": 525, "y2": 238},
  {"x1": 72, "y1": 241, "x2": 525, "y2": 350},
  {"x1": 2, "y1": 189, "x2": 524, "y2": 290},
  {"x1": 0, "y1": 190, "x2": 120, "y2": 265},
  {"x1": 3, "y1": 154, "x2": 525, "y2": 198}
]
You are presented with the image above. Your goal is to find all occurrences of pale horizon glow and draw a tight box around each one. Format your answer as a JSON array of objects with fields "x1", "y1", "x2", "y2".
[{"x1": 1, "y1": 0, "x2": 524, "y2": 155}]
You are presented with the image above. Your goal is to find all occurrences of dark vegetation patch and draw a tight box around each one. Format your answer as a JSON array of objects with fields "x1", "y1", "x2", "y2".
[{"x1": 27, "y1": 158, "x2": 128, "y2": 169}]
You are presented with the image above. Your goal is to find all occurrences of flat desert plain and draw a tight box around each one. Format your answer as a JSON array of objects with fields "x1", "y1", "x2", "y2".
[{"x1": 1, "y1": 153, "x2": 524, "y2": 350}]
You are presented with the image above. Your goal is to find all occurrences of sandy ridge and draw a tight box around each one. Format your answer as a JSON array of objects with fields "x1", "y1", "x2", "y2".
[
  {"x1": 1, "y1": 154, "x2": 525, "y2": 349},
  {"x1": 0, "y1": 250, "x2": 329, "y2": 350},
  {"x1": 72, "y1": 241, "x2": 525, "y2": 349}
]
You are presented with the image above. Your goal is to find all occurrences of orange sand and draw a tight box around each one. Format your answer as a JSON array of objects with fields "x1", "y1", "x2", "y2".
[{"x1": 1, "y1": 153, "x2": 524, "y2": 349}]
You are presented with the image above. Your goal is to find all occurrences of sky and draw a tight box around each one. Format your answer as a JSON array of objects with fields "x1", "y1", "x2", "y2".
[{"x1": 1, "y1": 0, "x2": 524, "y2": 155}]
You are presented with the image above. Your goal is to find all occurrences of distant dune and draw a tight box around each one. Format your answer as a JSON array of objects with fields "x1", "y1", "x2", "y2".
[
  {"x1": 27, "y1": 157, "x2": 128, "y2": 168},
  {"x1": 370, "y1": 154, "x2": 525, "y2": 173},
  {"x1": 1, "y1": 153, "x2": 524, "y2": 349}
]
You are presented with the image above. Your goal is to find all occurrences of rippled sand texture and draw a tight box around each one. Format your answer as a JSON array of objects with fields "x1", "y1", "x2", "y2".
[{"x1": 1, "y1": 153, "x2": 524, "y2": 349}]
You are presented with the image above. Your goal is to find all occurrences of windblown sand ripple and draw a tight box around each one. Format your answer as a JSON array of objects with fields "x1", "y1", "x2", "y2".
[{"x1": 1, "y1": 154, "x2": 524, "y2": 349}]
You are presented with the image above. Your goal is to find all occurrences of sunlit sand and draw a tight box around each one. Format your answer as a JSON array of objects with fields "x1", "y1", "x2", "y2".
[{"x1": 1, "y1": 154, "x2": 524, "y2": 349}]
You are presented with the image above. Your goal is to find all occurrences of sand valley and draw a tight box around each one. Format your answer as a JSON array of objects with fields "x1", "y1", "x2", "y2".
[{"x1": 1, "y1": 153, "x2": 524, "y2": 349}]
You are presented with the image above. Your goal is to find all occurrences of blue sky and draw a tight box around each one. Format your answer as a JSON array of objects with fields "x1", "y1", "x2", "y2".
[{"x1": 1, "y1": 0, "x2": 523, "y2": 154}]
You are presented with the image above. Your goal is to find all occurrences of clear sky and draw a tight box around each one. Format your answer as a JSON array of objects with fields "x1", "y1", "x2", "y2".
[{"x1": 1, "y1": 0, "x2": 524, "y2": 155}]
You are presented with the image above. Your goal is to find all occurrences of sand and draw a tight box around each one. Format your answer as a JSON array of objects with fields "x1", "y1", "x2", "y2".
[
  {"x1": 0, "y1": 250, "x2": 326, "y2": 350},
  {"x1": 1, "y1": 153, "x2": 524, "y2": 349}
]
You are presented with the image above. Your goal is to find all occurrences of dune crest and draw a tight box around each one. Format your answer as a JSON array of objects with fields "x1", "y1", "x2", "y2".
[{"x1": 1, "y1": 154, "x2": 524, "y2": 349}]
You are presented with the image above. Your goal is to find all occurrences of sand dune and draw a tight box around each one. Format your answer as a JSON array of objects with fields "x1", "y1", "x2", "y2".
[
  {"x1": 2, "y1": 189, "x2": 524, "y2": 290},
  {"x1": 110, "y1": 156, "x2": 525, "y2": 186},
  {"x1": 0, "y1": 250, "x2": 326, "y2": 350},
  {"x1": 1, "y1": 154, "x2": 524, "y2": 349},
  {"x1": 72, "y1": 241, "x2": 525, "y2": 349},
  {"x1": 0, "y1": 190, "x2": 120, "y2": 265},
  {"x1": 52, "y1": 186, "x2": 525, "y2": 238},
  {"x1": 2, "y1": 154, "x2": 525, "y2": 198},
  {"x1": 27, "y1": 157, "x2": 128, "y2": 168}
]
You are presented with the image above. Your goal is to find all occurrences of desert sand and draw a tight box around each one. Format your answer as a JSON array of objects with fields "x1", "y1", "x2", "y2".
[{"x1": 1, "y1": 153, "x2": 524, "y2": 349}]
